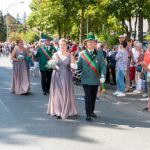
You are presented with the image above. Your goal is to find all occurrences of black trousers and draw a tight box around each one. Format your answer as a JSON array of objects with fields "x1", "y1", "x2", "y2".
[
  {"x1": 110, "y1": 66, "x2": 116, "y2": 84},
  {"x1": 106, "y1": 65, "x2": 110, "y2": 83},
  {"x1": 40, "y1": 70, "x2": 53, "y2": 93},
  {"x1": 83, "y1": 84, "x2": 98, "y2": 116}
]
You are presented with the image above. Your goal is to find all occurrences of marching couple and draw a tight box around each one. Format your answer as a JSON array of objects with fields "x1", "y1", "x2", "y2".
[{"x1": 47, "y1": 33, "x2": 106, "y2": 121}]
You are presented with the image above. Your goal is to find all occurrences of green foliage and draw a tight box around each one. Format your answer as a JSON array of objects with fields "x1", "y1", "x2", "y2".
[
  {"x1": 27, "y1": 0, "x2": 65, "y2": 36},
  {"x1": 107, "y1": 35, "x2": 119, "y2": 46},
  {"x1": 0, "y1": 11, "x2": 6, "y2": 41},
  {"x1": 26, "y1": 0, "x2": 150, "y2": 43},
  {"x1": 8, "y1": 32, "x2": 22, "y2": 42},
  {"x1": 144, "y1": 34, "x2": 150, "y2": 41},
  {"x1": 20, "y1": 30, "x2": 39, "y2": 43},
  {"x1": 105, "y1": 0, "x2": 150, "y2": 42},
  {"x1": 97, "y1": 33, "x2": 119, "y2": 46},
  {"x1": 9, "y1": 30, "x2": 39, "y2": 43}
]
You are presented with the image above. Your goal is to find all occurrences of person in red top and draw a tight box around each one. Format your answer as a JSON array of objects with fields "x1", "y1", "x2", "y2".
[
  {"x1": 142, "y1": 42, "x2": 150, "y2": 111},
  {"x1": 70, "y1": 41, "x2": 78, "y2": 53},
  {"x1": 143, "y1": 50, "x2": 150, "y2": 67}
]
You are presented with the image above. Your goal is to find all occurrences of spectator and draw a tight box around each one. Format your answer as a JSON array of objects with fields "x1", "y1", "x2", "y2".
[{"x1": 113, "y1": 41, "x2": 128, "y2": 97}]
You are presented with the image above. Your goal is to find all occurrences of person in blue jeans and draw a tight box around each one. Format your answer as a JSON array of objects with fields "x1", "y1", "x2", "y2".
[
  {"x1": 113, "y1": 41, "x2": 128, "y2": 97},
  {"x1": 142, "y1": 71, "x2": 148, "y2": 97}
]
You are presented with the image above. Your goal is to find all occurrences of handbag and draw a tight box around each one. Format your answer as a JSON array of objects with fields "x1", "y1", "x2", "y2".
[{"x1": 136, "y1": 65, "x2": 142, "y2": 72}]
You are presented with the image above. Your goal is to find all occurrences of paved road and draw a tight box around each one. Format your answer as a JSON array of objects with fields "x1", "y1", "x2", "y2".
[{"x1": 0, "y1": 56, "x2": 150, "y2": 150}]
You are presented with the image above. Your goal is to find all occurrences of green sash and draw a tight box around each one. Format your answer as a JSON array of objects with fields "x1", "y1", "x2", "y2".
[
  {"x1": 81, "y1": 51, "x2": 100, "y2": 79},
  {"x1": 40, "y1": 46, "x2": 51, "y2": 60}
]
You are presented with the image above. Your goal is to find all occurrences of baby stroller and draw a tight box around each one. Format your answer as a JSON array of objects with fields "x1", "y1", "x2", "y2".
[
  {"x1": 72, "y1": 50, "x2": 82, "y2": 85},
  {"x1": 72, "y1": 69, "x2": 82, "y2": 85},
  {"x1": 30, "y1": 61, "x2": 41, "y2": 77}
]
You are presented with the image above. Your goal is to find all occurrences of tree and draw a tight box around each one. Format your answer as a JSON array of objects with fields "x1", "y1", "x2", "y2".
[
  {"x1": 27, "y1": 0, "x2": 150, "y2": 42},
  {"x1": 27, "y1": 0, "x2": 65, "y2": 37},
  {"x1": 20, "y1": 30, "x2": 39, "y2": 43},
  {"x1": 27, "y1": 0, "x2": 107, "y2": 41},
  {"x1": 0, "y1": 11, "x2": 6, "y2": 41},
  {"x1": 105, "y1": 0, "x2": 136, "y2": 37},
  {"x1": 105, "y1": 0, "x2": 150, "y2": 42},
  {"x1": 8, "y1": 32, "x2": 22, "y2": 42}
]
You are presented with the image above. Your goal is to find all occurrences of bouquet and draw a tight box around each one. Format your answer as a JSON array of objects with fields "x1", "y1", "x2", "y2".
[
  {"x1": 17, "y1": 54, "x2": 25, "y2": 60},
  {"x1": 45, "y1": 59, "x2": 59, "y2": 69}
]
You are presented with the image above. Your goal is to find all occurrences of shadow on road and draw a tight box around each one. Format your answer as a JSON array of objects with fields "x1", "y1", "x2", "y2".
[{"x1": 0, "y1": 66, "x2": 150, "y2": 146}]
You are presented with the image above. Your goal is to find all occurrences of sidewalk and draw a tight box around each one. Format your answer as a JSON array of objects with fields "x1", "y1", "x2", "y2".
[{"x1": 74, "y1": 83, "x2": 149, "y2": 113}]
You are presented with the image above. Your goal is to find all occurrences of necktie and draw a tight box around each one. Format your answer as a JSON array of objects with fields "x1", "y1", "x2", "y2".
[{"x1": 90, "y1": 51, "x2": 94, "y2": 59}]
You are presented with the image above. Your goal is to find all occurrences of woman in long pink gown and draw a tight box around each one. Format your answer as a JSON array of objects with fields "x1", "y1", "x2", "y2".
[
  {"x1": 11, "y1": 40, "x2": 30, "y2": 95},
  {"x1": 47, "y1": 39, "x2": 77, "y2": 119}
]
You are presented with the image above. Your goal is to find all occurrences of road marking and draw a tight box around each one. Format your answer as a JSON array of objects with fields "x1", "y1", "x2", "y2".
[
  {"x1": 0, "y1": 98, "x2": 21, "y2": 125},
  {"x1": 0, "y1": 98, "x2": 12, "y2": 113}
]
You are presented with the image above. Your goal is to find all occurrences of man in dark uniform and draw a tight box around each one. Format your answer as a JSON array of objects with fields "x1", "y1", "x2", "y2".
[{"x1": 34, "y1": 37, "x2": 56, "y2": 95}]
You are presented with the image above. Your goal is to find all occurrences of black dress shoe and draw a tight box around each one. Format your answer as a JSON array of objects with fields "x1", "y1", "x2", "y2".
[
  {"x1": 46, "y1": 91, "x2": 50, "y2": 94},
  {"x1": 142, "y1": 107, "x2": 148, "y2": 111},
  {"x1": 86, "y1": 116, "x2": 92, "y2": 121},
  {"x1": 21, "y1": 93, "x2": 28, "y2": 95},
  {"x1": 43, "y1": 92, "x2": 48, "y2": 95},
  {"x1": 91, "y1": 112, "x2": 97, "y2": 118},
  {"x1": 57, "y1": 116, "x2": 62, "y2": 119}
]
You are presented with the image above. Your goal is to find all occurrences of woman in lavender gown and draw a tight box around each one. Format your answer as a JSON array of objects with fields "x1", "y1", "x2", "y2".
[
  {"x1": 47, "y1": 39, "x2": 77, "y2": 119},
  {"x1": 11, "y1": 40, "x2": 30, "y2": 95}
]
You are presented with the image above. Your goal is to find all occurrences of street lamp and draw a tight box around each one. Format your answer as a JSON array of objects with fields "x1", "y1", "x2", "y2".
[{"x1": 6, "y1": 1, "x2": 24, "y2": 41}]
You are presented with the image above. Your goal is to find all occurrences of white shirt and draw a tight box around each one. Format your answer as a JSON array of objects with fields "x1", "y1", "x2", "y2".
[
  {"x1": 132, "y1": 47, "x2": 139, "y2": 63},
  {"x1": 88, "y1": 49, "x2": 94, "y2": 54}
]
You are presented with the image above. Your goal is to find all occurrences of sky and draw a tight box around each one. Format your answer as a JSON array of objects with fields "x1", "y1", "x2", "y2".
[{"x1": 0, "y1": 0, "x2": 32, "y2": 19}]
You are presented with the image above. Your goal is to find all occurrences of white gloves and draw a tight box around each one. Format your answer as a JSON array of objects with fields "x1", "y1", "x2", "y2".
[
  {"x1": 70, "y1": 63, "x2": 78, "y2": 69},
  {"x1": 100, "y1": 77, "x2": 105, "y2": 83},
  {"x1": 33, "y1": 51, "x2": 37, "y2": 55}
]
